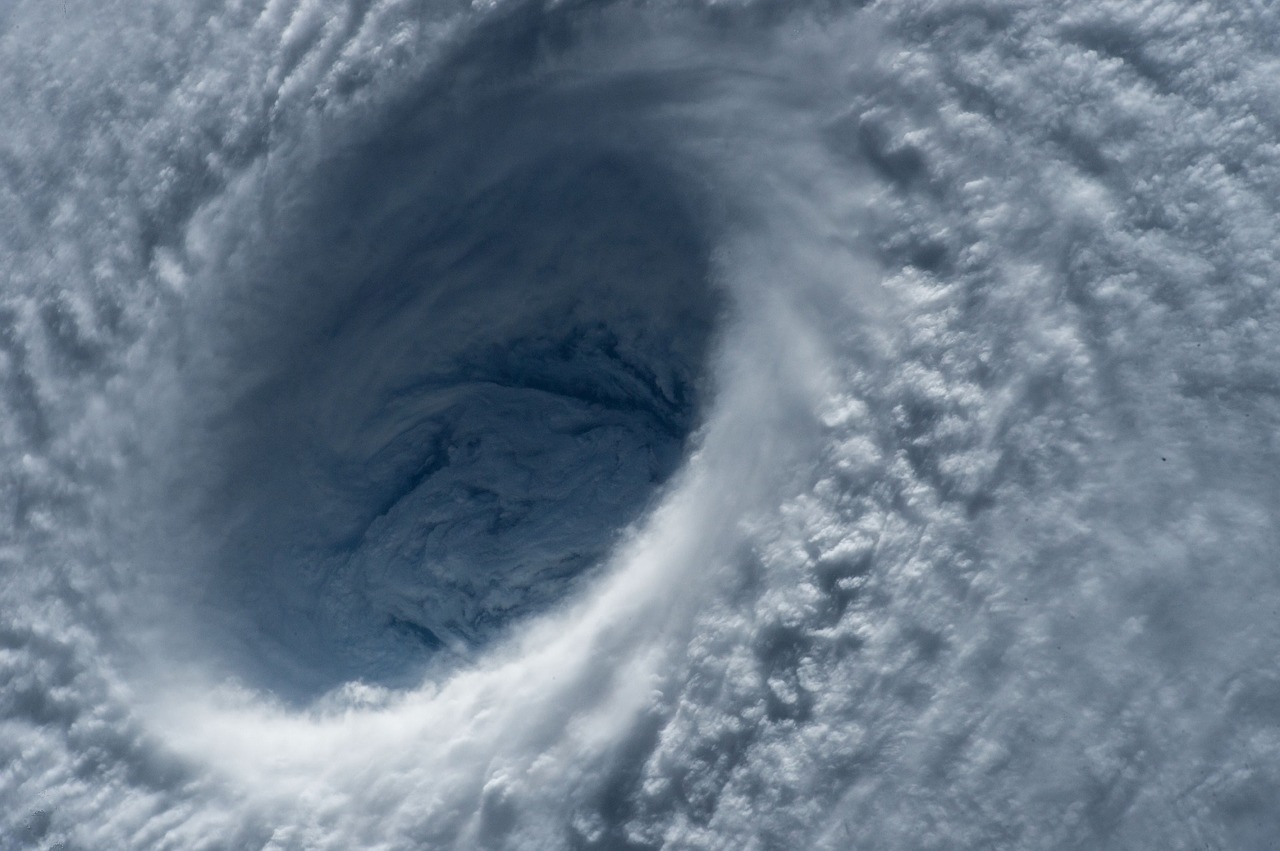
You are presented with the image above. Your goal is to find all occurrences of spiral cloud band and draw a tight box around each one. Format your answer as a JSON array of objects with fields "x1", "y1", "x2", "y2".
[{"x1": 4, "y1": 0, "x2": 1280, "y2": 848}]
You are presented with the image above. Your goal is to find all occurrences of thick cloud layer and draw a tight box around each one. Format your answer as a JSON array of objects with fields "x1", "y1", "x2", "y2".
[{"x1": 4, "y1": 0, "x2": 1280, "y2": 848}]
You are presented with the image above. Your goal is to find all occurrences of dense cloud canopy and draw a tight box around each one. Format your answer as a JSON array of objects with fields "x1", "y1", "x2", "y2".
[{"x1": 3, "y1": 0, "x2": 1280, "y2": 848}]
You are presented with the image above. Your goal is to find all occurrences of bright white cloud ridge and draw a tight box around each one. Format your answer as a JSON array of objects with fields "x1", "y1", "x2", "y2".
[{"x1": 3, "y1": 0, "x2": 1280, "y2": 848}]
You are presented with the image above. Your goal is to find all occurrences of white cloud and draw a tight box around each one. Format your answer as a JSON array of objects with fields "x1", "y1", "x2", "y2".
[{"x1": 3, "y1": 0, "x2": 1280, "y2": 848}]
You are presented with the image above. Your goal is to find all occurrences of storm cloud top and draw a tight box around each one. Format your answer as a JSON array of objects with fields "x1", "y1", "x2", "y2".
[{"x1": 3, "y1": 1, "x2": 1280, "y2": 849}]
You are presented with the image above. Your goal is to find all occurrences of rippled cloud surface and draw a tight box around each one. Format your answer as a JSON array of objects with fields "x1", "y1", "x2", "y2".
[{"x1": 4, "y1": 0, "x2": 1280, "y2": 848}]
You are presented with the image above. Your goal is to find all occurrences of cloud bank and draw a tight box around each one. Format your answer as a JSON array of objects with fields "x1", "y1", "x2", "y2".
[{"x1": 3, "y1": 0, "x2": 1280, "y2": 848}]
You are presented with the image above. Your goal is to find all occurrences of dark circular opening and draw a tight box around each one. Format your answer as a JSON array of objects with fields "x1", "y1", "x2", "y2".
[{"x1": 177, "y1": 142, "x2": 720, "y2": 700}]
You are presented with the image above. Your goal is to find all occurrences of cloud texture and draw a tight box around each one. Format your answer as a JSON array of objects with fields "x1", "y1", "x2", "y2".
[{"x1": 3, "y1": 0, "x2": 1280, "y2": 848}]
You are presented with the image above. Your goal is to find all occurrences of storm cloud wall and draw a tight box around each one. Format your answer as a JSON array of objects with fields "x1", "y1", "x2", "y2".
[{"x1": 3, "y1": 1, "x2": 1280, "y2": 849}]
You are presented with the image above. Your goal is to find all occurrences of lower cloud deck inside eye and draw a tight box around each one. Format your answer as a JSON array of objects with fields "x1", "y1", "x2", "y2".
[{"x1": 174, "y1": 147, "x2": 722, "y2": 700}]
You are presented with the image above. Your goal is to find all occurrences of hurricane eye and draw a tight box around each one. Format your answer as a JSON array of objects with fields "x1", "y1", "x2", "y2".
[{"x1": 172, "y1": 144, "x2": 721, "y2": 700}]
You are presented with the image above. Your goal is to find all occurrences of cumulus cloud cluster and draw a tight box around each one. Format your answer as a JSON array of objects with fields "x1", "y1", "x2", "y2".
[{"x1": 3, "y1": 0, "x2": 1280, "y2": 848}]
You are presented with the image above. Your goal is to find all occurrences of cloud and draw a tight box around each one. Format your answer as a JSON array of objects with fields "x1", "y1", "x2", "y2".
[{"x1": 3, "y1": 0, "x2": 1280, "y2": 849}]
